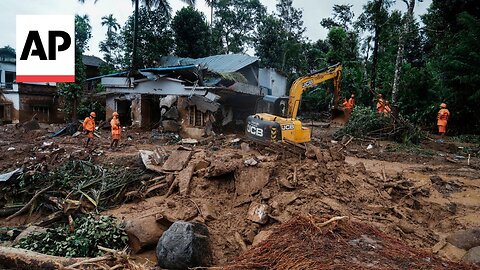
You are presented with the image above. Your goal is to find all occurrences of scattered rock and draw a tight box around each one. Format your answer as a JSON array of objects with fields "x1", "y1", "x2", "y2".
[
  {"x1": 156, "y1": 221, "x2": 211, "y2": 269},
  {"x1": 462, "y1": 246, "x2": 480, "y2": 264},
  {"x1": 253, "y1": 230, "x2": 273, "y2": 246},
  {"x1": 240, "y1": 142, "x2": 250, "y2": 152},
  {"x1": 125, "y1": 215, "x2": 168, "y2": 253},
  {"x1": 437, "y1": 243, "x2": 467, "y2": 261},
  {"x1": 195, "y1": 160, "x2": 210, "y2": 171},
  {"x1": 270, "y1": 192, "x2": 298, "y2": 210},
  {"x1": 397, "y1": 220, "x2": 415, "y2": 234},
  {"x1": 247, "y1": 202, "x2": 270, "y2": 224},
  {"x1": 206, "y1": 157, "x2": 240, "y2": 177},
  {"x1": 235, "y1": 167, "x2": 270, "y2": 198},
  {"x1": 181, "y1": 138, "x2": 199, "y2": 144},
  {"x1": 244, "y1": 158, "x2": 258, "y2": 166},
  {"x1": 447, "y1": 228, "x2": 480, "y2": 250}
]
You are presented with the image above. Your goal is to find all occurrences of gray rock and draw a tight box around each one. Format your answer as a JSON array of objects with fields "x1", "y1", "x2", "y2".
[
  {"x1": 156, "y1": 221, "x2": 211, "y2": 269},
  {"x1": 462, "y1": 246, "x2": 480, "y2": 264},
  {"x1": 447, "y1": 228, "x2": 480, "y2": 250}
]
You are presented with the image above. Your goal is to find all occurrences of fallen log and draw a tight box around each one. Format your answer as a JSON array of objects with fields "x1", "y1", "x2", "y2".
[{"x1": 0, "y1": 246, "x2": 83, "y2": 270}]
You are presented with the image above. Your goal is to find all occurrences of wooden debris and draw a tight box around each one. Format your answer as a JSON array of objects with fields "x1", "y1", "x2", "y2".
[
  {"x1": 177, "y1": 164, "x2": 196, "y2": 195},
  {"x1": 6, "y1": 184, "x2": 53, "y2": 221},
  {"x1": 0, "y1": 246, "x2": 83, "y2": 270}
]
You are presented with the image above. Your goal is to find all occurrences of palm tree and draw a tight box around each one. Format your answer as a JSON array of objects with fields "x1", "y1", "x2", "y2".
[
  {"x1": 79, "y1": 0, "x2": 195, "y2": 70},
  {"x1": 101, "y1": 14, "x2": 120, "y2": 36}
]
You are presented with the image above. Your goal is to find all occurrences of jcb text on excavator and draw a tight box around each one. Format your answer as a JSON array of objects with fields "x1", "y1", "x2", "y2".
[{"x1": 245, "y1": 63, "x2": 343, "y2": 144}]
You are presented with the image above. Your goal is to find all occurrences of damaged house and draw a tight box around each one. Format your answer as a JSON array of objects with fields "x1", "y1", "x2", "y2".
[
  {"x1": 0, "y1": 55, "x2": 104, "y2": 124},
  {"x1": 99, "y1": 54, "x2": 287, "y2": 138}
]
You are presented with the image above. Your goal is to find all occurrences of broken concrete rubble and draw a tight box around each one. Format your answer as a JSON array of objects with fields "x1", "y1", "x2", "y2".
[{"x1": 162, "y1": 149, "x2": 192, "y2": 172}]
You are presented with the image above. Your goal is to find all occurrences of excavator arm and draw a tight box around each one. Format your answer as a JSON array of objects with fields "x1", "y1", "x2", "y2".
[{"x1": 287, "y1": 63, "x2": 343, "y2": 119}]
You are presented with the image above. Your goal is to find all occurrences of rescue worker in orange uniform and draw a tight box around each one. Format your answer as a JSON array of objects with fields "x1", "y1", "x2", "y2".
[
  {"x1": 376, "y1": 93, "x2": 385, "y2": 113},
  {"x1": 437, "y1": 103, "x2": 450, "y2": 136},
  {"x1": 348, "y1": 94, "x2": 355, "y2": 109},
  {"x1": 110, "y1": 112, "x2": 121, "y2": 149},
  {"x1": 83, "y1": 112, "x2": 96, "y2": 147},
  {"x1": 383, "y1": 100, "x2": 392, "y2": 115}
]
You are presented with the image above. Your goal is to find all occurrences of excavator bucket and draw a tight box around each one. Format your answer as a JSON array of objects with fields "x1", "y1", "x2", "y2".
[{"x1": 331, "y1": 107, "x2": 349, "y2": 124}]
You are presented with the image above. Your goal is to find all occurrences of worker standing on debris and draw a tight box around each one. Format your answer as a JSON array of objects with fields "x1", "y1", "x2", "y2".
[
  {"x1": 437, "y1": 103, "x2": 450, "y2": 136},
  {"x1": 83, "y1": 112, "x2": 96, "y2": 147},
  {"x1": 376, "y1": 94, "x2": 385, "y2": 113},
  {"x1": 110, "y1": 112, "x2": 121, "y2": 149}
]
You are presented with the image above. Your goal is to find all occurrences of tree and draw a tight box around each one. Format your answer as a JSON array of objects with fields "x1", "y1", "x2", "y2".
[
  {"x1": 422, "y1": 0, "x2": 480, "y2": 133},
  {"x1": 78, "y1": 0, "x2": 195, "y2": 71},
  {"x1": 391, "y1": 0, "x2": 418, "y2": 115},
  {"x1": 213, "y1": 0, "x2": 266, "y2": 53},
  {"x1": 171, "y1": 7, "x2": 210, "y2": 58},
  {"x1": 0, "y1": 46, "x2": 15, "y2": 62},
  {"x1": 321, "y1": 4, "x2": 355, "y2": 30},
  {"x1": 356, "y1": 0, "x2": 394, "y2": 94},
  {"x1": 58, "y1": 15, "x2": 91, "y2": 122},
  {"x1": 255, "y1": 15, "x2": 288, "y2": 70},
  {"x1": 99, "y1": 14, "x2": 122, "y2": 70},
  {"x1": 121, "y1": 6, "x2": 173, "y2": 68}
]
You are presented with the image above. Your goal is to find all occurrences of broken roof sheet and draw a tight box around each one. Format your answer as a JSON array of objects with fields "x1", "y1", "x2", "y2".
[
  {"x1": 82, "y1": 55, "x2": 105, "y2": 67},
  {"x1": 159, "y1": 54, "x2": 258, "y2": 73}
]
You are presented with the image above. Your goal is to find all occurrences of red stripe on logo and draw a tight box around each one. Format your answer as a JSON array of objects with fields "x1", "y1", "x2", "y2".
[{"x1": 16, "y1": 75, "x2": 75, "y2": 83}]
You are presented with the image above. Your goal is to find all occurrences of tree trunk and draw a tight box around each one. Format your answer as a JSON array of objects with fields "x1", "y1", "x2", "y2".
[
  {"x1": 370, "y1": 0, "x2": 383, "y2": 95},
  {"x1": 132, "y1": 0, "x2": 139, "y2": 70},
  {"x1": 391, "y1": 0, "x2": 416, "y2": 116},
  {"x1": 0, "y1": 246, "x2": 83, "y2": 270},
  {"x1": 72, "y1": 96, "x2": 78, "y2": 122}
]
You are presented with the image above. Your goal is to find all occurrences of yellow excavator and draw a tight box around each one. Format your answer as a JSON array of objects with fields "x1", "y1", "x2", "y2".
[{"x1": 245, "y1": 63, "x2": 343, "y2": 144}]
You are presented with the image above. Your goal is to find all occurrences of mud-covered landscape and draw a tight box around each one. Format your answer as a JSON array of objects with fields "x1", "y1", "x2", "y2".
[{"x1": 0, "y1": 121, "x2": 479, "y2": 269}]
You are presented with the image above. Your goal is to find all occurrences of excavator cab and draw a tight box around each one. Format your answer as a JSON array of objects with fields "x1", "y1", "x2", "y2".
[{"x1": 254, "y1": 95, "x2": 289, "y2": 117}]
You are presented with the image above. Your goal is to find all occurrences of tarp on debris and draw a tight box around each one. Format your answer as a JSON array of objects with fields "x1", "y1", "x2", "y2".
[{"x1": 0, "y1": 168, "x2": 23, "y2": 182}]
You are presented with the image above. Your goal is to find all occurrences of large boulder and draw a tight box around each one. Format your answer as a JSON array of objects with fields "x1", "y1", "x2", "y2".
[
  {"x1": 156, "y1": 221, "x2": 211, "y2": 269},
  {"x1": 463, "y1": 246, "x2": 480, "y2": 265},
  {"x1": 447, "y1": 228, "x2": 480, "y2": 250}
]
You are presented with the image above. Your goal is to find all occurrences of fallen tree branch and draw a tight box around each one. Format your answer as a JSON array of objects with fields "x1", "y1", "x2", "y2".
[
  {"x1": 6, "y1": 184, "x2": 53, "y2": 221},
  {"x1": 65, "y1": 255, "x2": 110, "y2": 269},
  {"x1": 317, "y1": 216, "x2": 349, "y2": 227}
]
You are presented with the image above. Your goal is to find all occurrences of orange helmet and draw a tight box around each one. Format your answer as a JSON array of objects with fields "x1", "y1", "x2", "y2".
[
  {"x1": 90, "y1": 112, "x2": 96, "y2": 117},
  {"x1": 112, "y1": 112, "x2": 119, "y2": 117},
  {"x1": 440, "y1": 103, "x2": 447, "y2": 108}
]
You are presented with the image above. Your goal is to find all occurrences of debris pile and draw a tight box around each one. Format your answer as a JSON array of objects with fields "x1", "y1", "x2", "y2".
[{"x1": 223, "y1": 215, "x2": 477, "y2": 270}]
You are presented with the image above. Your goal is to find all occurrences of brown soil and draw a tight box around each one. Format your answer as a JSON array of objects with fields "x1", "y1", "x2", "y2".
[{"x1": 0, "y1": 122, "x2": 479, "y2": 269}]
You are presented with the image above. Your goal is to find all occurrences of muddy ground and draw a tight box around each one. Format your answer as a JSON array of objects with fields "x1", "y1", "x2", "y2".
[{"x1": 0, "y1": 121, "x2": 479, "y2": 268}]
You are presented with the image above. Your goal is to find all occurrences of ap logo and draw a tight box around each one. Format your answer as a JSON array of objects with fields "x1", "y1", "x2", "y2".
[{"x1": 16, "y1": 15, "x2": 75, "y2": 83}]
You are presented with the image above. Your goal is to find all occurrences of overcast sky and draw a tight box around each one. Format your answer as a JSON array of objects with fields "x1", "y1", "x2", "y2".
[{"x1": 1, "y1": 0, "x2": 432, "y2": 57}]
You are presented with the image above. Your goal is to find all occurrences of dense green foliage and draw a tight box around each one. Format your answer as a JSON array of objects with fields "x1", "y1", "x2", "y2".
[
  {"x1": 15, "y1": 214, "x2": 128, "y2": 257},
  {"x1": 4, "y1": 0, "x2": 473, "y2": 134},
  {"x1": 121, "y1": 6, "x2": 173, "y2": 68},
  {"x1": 335, "y1": 106, "x2": 425, "y2": 143},
  {"x1": 171, "y1": 7, "x2": 210, "y2": 58}
]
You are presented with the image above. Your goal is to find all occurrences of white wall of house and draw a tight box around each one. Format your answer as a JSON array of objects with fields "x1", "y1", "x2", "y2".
[{"x1": 258, "y1": 68, "x2": 287, "y2": 97}]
